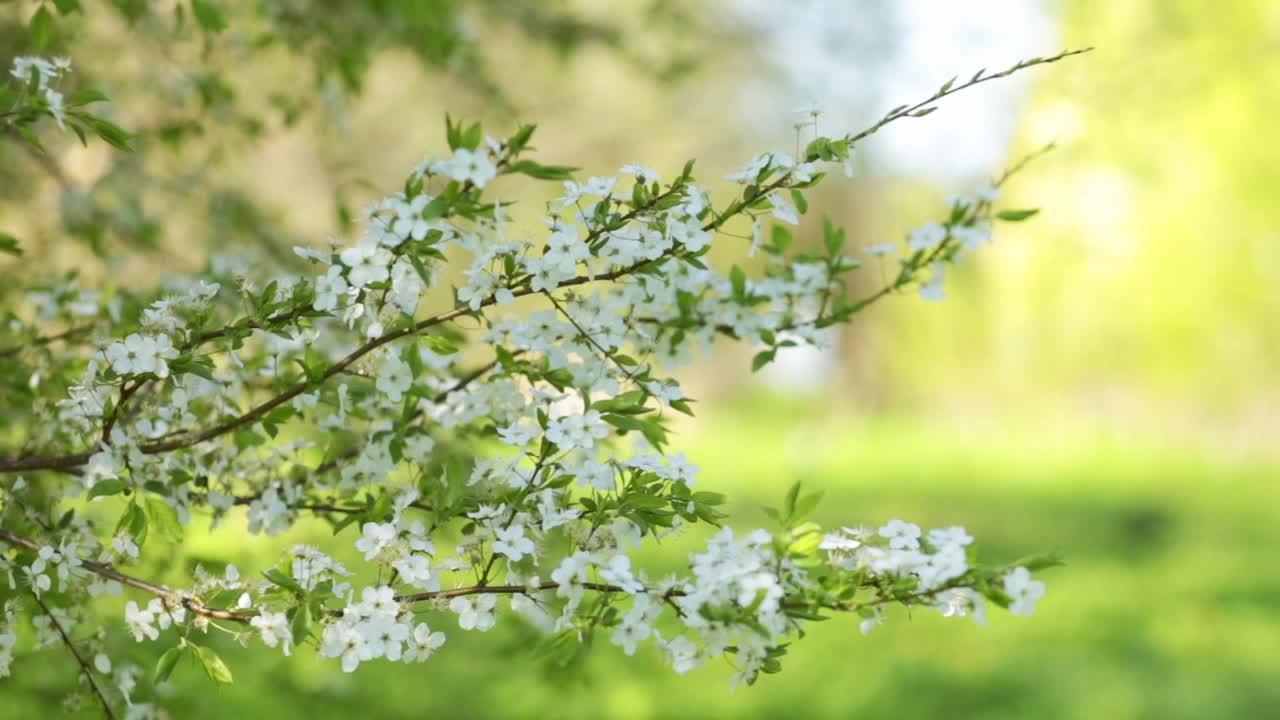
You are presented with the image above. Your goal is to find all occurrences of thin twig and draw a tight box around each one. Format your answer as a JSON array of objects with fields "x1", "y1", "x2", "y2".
[
  {"x1": 838, "y1": 48, "x2": 1092, "y2": 149},
  {"x1": 544, "y1": 292, "x2": 640, "y2": 381},
  {"x1": 31, "y1": 593, "x2": 117, "y2": 720}
]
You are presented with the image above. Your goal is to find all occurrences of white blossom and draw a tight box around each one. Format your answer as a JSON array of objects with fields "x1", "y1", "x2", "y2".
[
  {"x1": 355, "y1": 522, "x2": 397, "y2": 561},
  {"x1": 1003, "y1": 567, "x2": 1046, "y2": 616},
  {"x1": 620, "y1": 164, "x2": 660, "y2": 184},
  {"x1": 314, "y1": 265, "x2": 349, "y2": 311},
  {"x1": 124, "y1": 601, "x2": 158, "y2": 642},
  {"x1": 450, "y1": 594, "x2": 497, "y2": 631},
  {"x1": 878, "y1": 519, "x2": 922, "y2": 550},
  {"x1": 907, "y1": 221, "x2": 948, "y2": 251},
  {"x1": 545, "y1": 410, "x2": 608, "y2": 451},
  {"x1": 251, "y1": 611, "x2": 292, "y2": 655},
  {"x1": 340, "y1": 238, "x2": 393, "y2": 287},
  {"x1": 104, "y1": 333, "x2": 178, "y2": 378},
  {"x1": 440, "y1": 148, "x2": 497, "y2": 188},
  {"x1": 375, "y1": 353, "x2": 413, "y2": 402},
  {"x1": 492, "y1": 523, "x2": 536, "y2": 563}
]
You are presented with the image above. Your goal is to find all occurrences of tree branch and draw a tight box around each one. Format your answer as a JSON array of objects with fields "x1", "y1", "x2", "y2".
[
  {"x1": 0, "y1": 530, "x2": 254, "y2": 623},
  {"x1": 0, "y1": 324, "x2": 96, "y2": 359},
  {"x1": 0, "y1": 527, "x2": 982, "y2": 639},
  {"x1": 839, "y1": 48, "x2": 1092, "y2": 149}
]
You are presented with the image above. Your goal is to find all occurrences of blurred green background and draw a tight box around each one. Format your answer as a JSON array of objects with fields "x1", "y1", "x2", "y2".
[{"x1": 2, "y1": 0, "x2": 1278, "y2": 717}]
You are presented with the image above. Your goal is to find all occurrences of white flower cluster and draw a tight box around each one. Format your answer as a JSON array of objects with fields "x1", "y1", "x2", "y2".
[
  {"x1": 104, "y1": 333, "x2": 179, "y2": 378},
  {"x1": 863, "y1": 186, "x2": 999, "y2": 302},
  {"x1": 319, "y1": 586, "x2": 445, "y2": 671},
  {"x1": 21, "y1": 539, "x2": 83, "y2": 596},
  {"x1": 663, "y1": 527, "x2": 793, "y2": 684},
  {"x1": 10, "y1": 56, "x2": 71, "y2": 128},
  {"x1": 124, "y1": 599, "x2": 186, "y2": 642}
]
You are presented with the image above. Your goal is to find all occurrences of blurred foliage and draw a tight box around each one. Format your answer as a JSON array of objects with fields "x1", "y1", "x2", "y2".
[
  {"x1": 0, "y1": 0, "x2": 701, "y2": 287},
  {"x1": 863, "y1": 0, "x2": 1280, "y2": 440}
]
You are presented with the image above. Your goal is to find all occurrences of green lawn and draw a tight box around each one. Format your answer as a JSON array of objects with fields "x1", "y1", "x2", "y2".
[{"x1": 6, "y1": 407, "x2": 1278, "y2": 719}]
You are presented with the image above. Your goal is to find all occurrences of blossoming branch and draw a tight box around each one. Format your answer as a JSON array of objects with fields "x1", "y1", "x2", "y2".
[{"x1": 0, "y1": 47, "x2": 1084, "y2": 718}]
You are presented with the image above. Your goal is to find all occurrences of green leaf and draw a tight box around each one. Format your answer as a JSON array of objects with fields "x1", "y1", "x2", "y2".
[
  {"x1": 0, "y1": 233, "x2": 22, "y2": 257},
  {"x1": 592, "y1": 390, "x2": 648, "y2": 414},
  {"x1": 981, "y1": 584, "x2": 1013, "y2": 609},
  {"x1": 67, "y1": 122, "x2": 88, "y2": 147},
  {"x1": 66, "y1": 89, "x2": 109, "y2": 107},
  {"x1": 261, "y1": 405, "x2": 295, "y2": 439},
  {"x1": 263, "y1": 569, "x2": 302, "y2": 593},
  {"x1": 784, "y1": 605, "x2": 829, "y2": 622},
  {"x1": 444, "y1": 113, "x2": 462, "y2": 150},
  {"x1": 996, "y1": 208, "x2": 1040, "y2": 222},
  {"x1": 692, "y1": 491, "x2": 727, "y2": 506},
  {"x1": 144, "y1": 497, "x2": 184, "y2": 542},
  {"x1": 86, "y1": 478, "x2": 128, "y2": 500},
  {"x1": 115, "y1": 501, "x2": 148, "y2": 546},
  {"x1": 508, "y1": 123, "x2": 536, "y2": 153},
  {"x1": 21, "y1": 65, "x2": 40, "y2": 96},
  {"x1": 803, "y1": 137, "x2": 832, "y2": 161},
  {"x1": 793, "y1": 490, "x2": 824, "y2": 522},
  {"x1": 787, "y1": 530, "x2": 823, "y2": 556},
  {"x1": 1010, "y1": 552, "x2": 1066, "y2": 572},
  {"x1": 669, "y1": 398, "x2": 695, "y2": 416},
  {"x1": 770, "y1": 225, "x2": 791, "y2": 253},
  {"x1": 52, "y1": 0, "x2": 81, "y2": 13},
  {"x1": 509, "y1": 160, "x2": 577, "y2": 181},
  {"x1": 290, "y1": 604, "x2": 310, "y2": 645},
  {"x1": 79, "y1": 115, "x2": 134, "y2": 152},
  {"x1": 15, "y1": 125, "x2": 47, "y2": 154},
  {"x1": 729, "y1": 265, "x2": 747, "y2": 301},
  {"x1": 679, "y1": 158, "x2": 697, "y2": 182},
  {"x1": 624, "y1": 493, "x2": 668, "y2": 510},
  {"x1": 418, "y1": 194, "x2": 450, "y2": 221},
  {"x1": 639, "y1": 416, "x2": 668, "y2": 450},
  {"x1": 543, "y1": 367, "x2": 574, "y2": 391},
  {"x1": 422, "y1": 335, "x2": 457, "y2": 356},
  {"x1": 460, "y1": 121, "x2": 482, "y2": 151},
  {"x1": 783, "y1": 481, "x2": 801, "y2": 519},
  {"x1": 190, "y1": 0, "x2": 227, "y2": 32},
  {"x1": 29, "y1": 6, "x2": 53, "y2": 49},
  {"x1": 751, "y1": 349, "x2": 775, "y2": 373},
  {"x1": 601, "y1": 412, "x2": 646, "y2": 434},
  {"x1": 170, "y1": 357, "x2": 214, "y2": 381},
  {"x1": 194, "y1": 644, "x2": 233, "y2": 684},
  {"x1": 154, "y1": 646, "x2": 183, "y2": 685},
  {"x1": 790, "y1": 189, "x2": 808, "y2": 215},
  {"x1": 822, "y1": 216, "x2": 844, "y2": 255}
]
